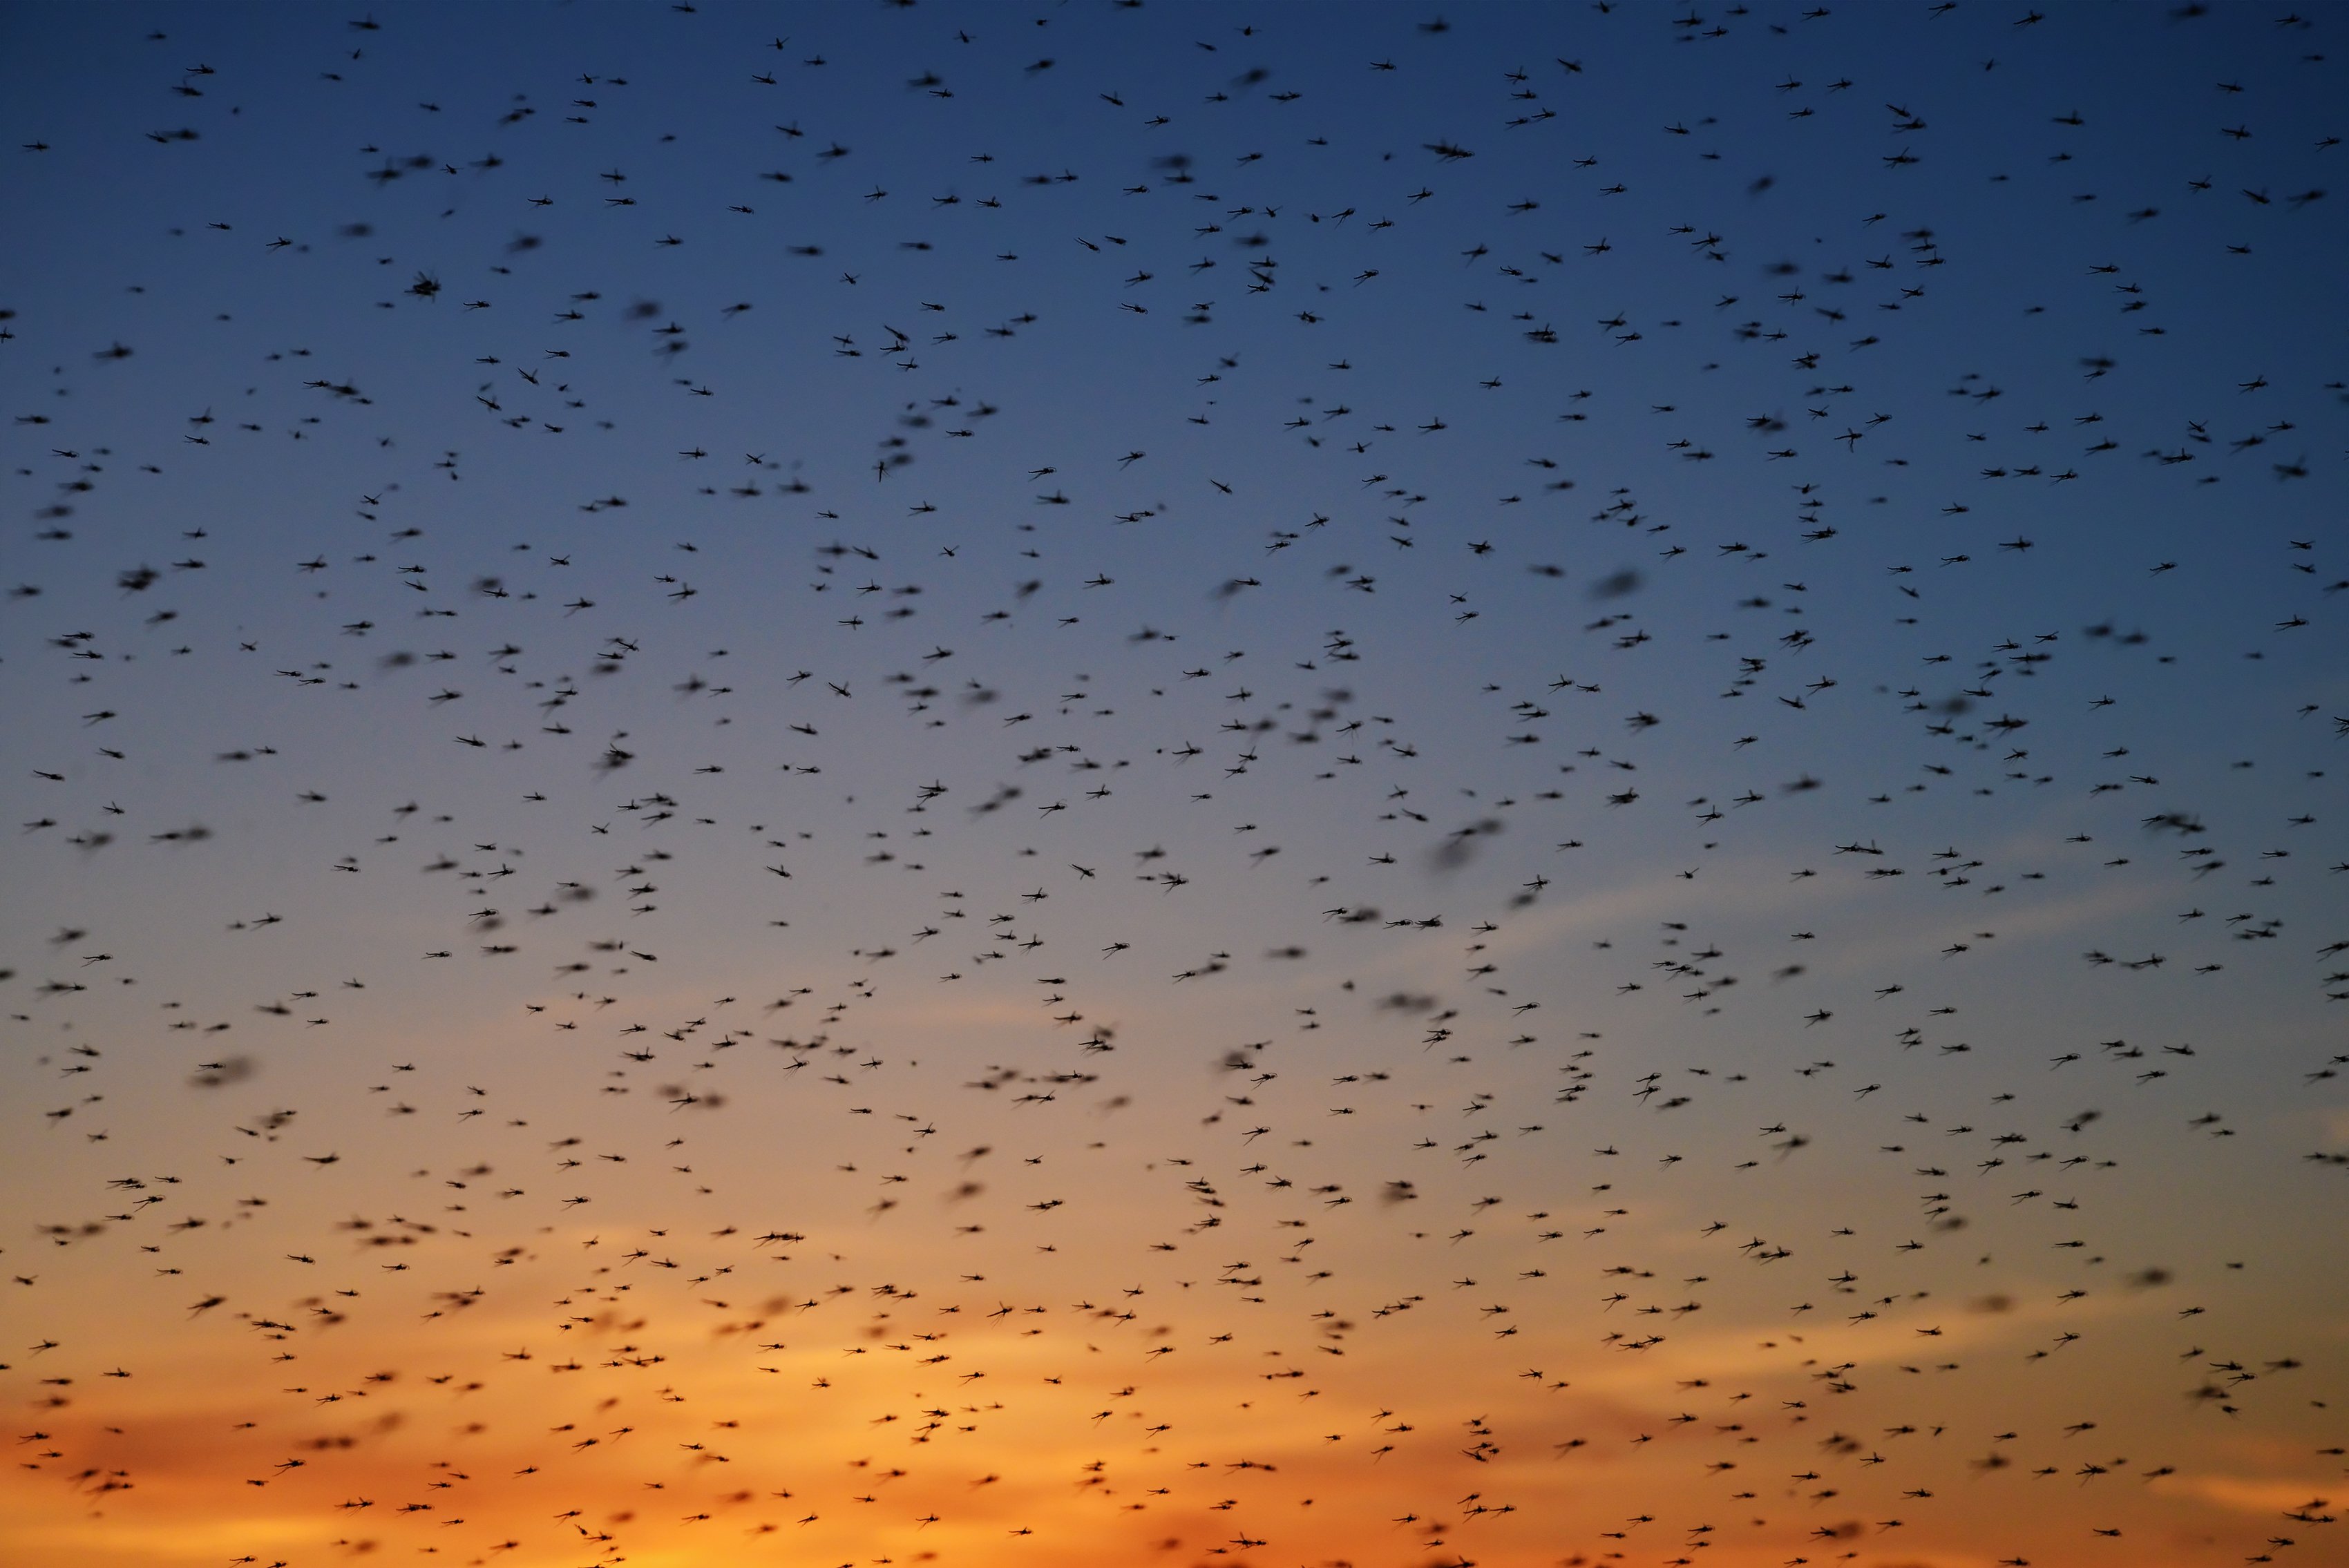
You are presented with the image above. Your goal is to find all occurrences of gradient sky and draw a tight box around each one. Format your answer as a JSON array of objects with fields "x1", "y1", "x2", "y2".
[{"x1": 3, "y1": 4, "x2": 2345, "y2": 1567}]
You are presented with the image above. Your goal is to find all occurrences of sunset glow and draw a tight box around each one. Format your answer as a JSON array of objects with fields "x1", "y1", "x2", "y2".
[{"x1": 3, "y1": 5, "x2": 2344, "y2": 1567}]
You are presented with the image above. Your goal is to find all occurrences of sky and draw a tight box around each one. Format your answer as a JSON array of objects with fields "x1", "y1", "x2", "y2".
[{"x1": 1, "y1": 3, "x2": 2345, "y2": 1567}]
